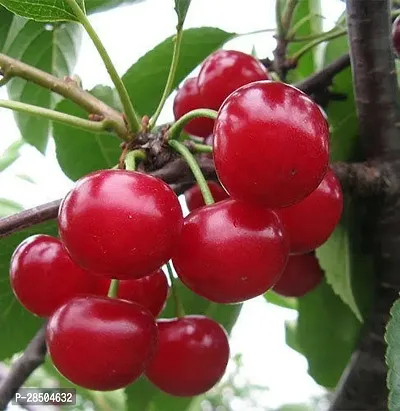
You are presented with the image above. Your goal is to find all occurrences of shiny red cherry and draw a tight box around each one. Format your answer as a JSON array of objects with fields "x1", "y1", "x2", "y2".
[
  {"x1": 47, "y1": 296, "x2": 158, "y2": 391},
  {"x1": 273, "y1": 253, "x2": 323, "y2": 297},
  {"x1": 10, "y1": 235, "x2": 103, "y2": 317},
  {"x1": 173, "y1": 77, "x2": 215, "y2": 138},
  {"x1": 197, "y1": 50, "x2": 269, "y2": 110},
  {"x1": 58, "y1": 170, "x2": 183, "y2": 280},
  {"x1": 172, "y1": 199, "x2": 289, "y2": 303},
  {"x1": 213, "y1": 81, "x2": 330, "y2": 208},
  {"x1": 145, "y1": 316, "x2": 229, "y2": 396},
  {"x1": 184, "y1": 181, "x2": 229, "y2": 212},
  {"x1": 393, "y1": 15, "x2": 400, "y2": 56},
  {"x1": 277, "y1": 168, "x2": 343, "y2": 254},
  {"x1": 97, "y1": 269, "x2": 169, "y2": 317}
]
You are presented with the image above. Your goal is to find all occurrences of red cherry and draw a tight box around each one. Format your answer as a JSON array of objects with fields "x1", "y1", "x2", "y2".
[
  {"x1": 277, "y1": 168, "x2": 343, "y2": 254},
  {"x1": 273, "y1": 253, "x2": 323, "y2": 297},
  {"x1": 9, "y1": 235, "x2": 103, "y2": 317},
  {"x1": 146, "y1": 316, "x2": 229, "y2": 396},
  {"x1": 172, "y1": 199, "x2": 289, "y2": 303},
  {"x1": 173, "y1": 77, "x2": 214, "y2": 138},
  {"x1": 184, "y1": 181, "x2": 229, "y2": 212},
  {"x1": 213, "y1": 81, "x2": 330, "y2": 208},
  {"x1": 393, "y1": 15, "x2": 400, "y2": 56},
  {"x1": 97, "y1": 269, "x2": 169, "y2": 317},
  {"x1": 47, "y1": 296, "x2": 158, "y2": 391},
  {"x1": 58, "y1": 170, "x2": 183, "y2": 280},
  {"x1": 197, "y1": 50, "x2": 269, "y2": 110}
]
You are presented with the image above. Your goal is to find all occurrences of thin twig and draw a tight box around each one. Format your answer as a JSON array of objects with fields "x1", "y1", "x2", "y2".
[{"x1": 0, "y1": 325, "x2": 47, "y2": 411}]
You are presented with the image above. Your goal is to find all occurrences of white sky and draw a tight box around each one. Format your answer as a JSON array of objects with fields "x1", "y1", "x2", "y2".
[{"x1": 0, "y1": 0, "x2": 346, "y2": 409}]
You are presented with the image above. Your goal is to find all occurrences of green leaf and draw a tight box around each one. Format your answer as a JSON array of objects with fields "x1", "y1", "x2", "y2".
[
  {"x1": 53, "y1": 85, "x2": 121, "y2": 181},
  {"x1": 0, "y1": 6, "x2": 13, "y2": 52},
  {"x1": 264, "y1": 290, "x2": 297, "y2": 310},
  {"x1": 287, "y1": 0, "x2": 322, "y2": 82},
  {"x1": 122, "y1": 27, "x2": 234, "y2": 118},
  {"x1": 175, "y1": 0, "x2": 191, "y2": 29},
  {"x1": 0, "y1": 0, "x2": 85, "y2": 22},
  {"x1": 125, "y1": 280, "x2": 241, "y2": 411},
  {"x1": 386, "y1": 298, "x2": 400, "y2": 411},
  {"x1": 285, "y1": 320, "x2": 303, "y2": 355},
  {"x1": 0, "y1": 139, "x2": 24, "y2": 172},
  {"x1": 86, "y1": 0, "x2": 144, "y2": 15},
  {"x1": 0, "y1": 221, "x2": 58, "y2": 360},
  {"x1": 4, "y1": 18, "x2": 82, "y2": 152},
  {"x1": 0, "y1": 198, "x2": 22, "y2": 217},
  {"x1": 297, "y1": 280, "x2": 361, "y2": 388}
]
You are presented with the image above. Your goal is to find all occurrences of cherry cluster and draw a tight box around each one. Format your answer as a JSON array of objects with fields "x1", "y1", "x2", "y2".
[
  {"x1": 9, "y1": 48, "x2": 343, "y2": 397},
  {"x1": 393, "y1": 15, "x2": 400, "y2": 56}
]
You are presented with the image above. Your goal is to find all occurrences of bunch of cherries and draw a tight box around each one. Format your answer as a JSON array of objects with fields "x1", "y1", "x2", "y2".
[{"x1": 9, "y1": 49, "x2": 343, "y2": 396}]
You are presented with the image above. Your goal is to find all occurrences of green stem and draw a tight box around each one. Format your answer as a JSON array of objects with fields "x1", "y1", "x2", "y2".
[
  {"x1": 149, "y1": 29, "x2": 183, "y2": 129},
  {"x1": 168, "y1": 139, "x2": 214, "y2": 205},
  {"x1": 190, "y1": 142, "x2": 213, "y2": 154},
  {"x1": 0, "y1": 99, "x2": 110, "y2": 133},
  {"x1": 107, "y1": 279, "x2": 119, "y2": 298},
  {"x1": 168, "y1": 109, "x2": 217, "y2": 140},
  {"x1": 275, "y1": 0, "x2": 285, "y2": 39},
  {"x1": 287, "y1": 13, "x2": 325, "y2": 40},
  {"x1": 234, "y1": 28, "x2": 276, "y2": 38},
  {"x1": 124, "y1": 149, "x2": 146, "y2": 171},
  {"x1": 291, "y1": 27, "x2": 346, "y2": 42},
  {"x1": 65, "y1": 0, "x2": 141, "y2": 134},
  {"x1": 166, "y1": 262, "x2": 185, "y2": 318},
  {"x1": 291, "y1": 28, "x2": 347, "y2": 62},
  {"x1": 281, "y1": 0, "x2": 299, "y2": 33}
]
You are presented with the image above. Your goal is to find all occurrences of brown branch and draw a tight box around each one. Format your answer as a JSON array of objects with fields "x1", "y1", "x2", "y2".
[
  {"x1": 295, "y1": 53, "x2": 350, "y2": 94},
  {"x1": 0, "y1": 53, "x2": 128, "y2": 139},
  {"x1": 329, "y1": 0, "x2": 400, "y2": 410},
  {"x1": 0, "y1": 325, "x2": 47, "y2": 411}
]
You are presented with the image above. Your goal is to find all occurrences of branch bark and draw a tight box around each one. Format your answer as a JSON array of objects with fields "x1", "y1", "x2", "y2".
[
  {"x1": 0, "y1": 325, "x2": 47, "y2": 411},
  {"x1": 0, "y1": 53, "x2": 128, "y2": 139},
  {"x1": 329, "y1": 0, "x2": 400, "y2": 409}
]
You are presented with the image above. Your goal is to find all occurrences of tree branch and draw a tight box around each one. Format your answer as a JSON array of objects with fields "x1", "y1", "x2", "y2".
[
  {"x1": 0, "y1": 325, "x2": 47, "y2": 411},
  {"x1": 0, "y1": 53, "x2": 128, "y2": 140},
  {"x1": 329, "y1": 0, "x2": 400, "y2": 409}
]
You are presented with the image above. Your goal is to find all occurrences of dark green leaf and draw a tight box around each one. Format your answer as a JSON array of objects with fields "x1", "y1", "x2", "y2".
[
  {"x1": 0, "y1": 139, "x2": 24, "y2": 172},
  {"x1": 386, "y1": 298, "x2": 400, "y2": 411},
  {"x1": 4, "y1": 18, "x2": 82, "y2": 152},
  {"x1": 86, "y1": 0, "x2": 144, "y2": 15},
  {"x1": 0, "y1": 6, "x2": 13, "y2": 52},
  {"x1": 287, "y1": 0, "x2": 322, "y2": 82},
  {"x1": 297, "y1": 280, "x2": 360, "y2": 388},
  {"x1": 0, "y1": 0, "x2": 85, "y2": 22},
  {"x1": 0, "y1": 221, "x2": 58, "y2": 360},
  {"x1": 0, "y1": 198, "x2": 22, "y2": 217},
  {"x1": 122, "y1": 27, "x2": 234, "y2": 118},
  {"x1": 175, "y1": 0, "x2": 191, "y2": 29},
  {"x1": 126, "y1": 280, "x2": 241, "y2": 411},
  {"x1": 53, "y1": 85, "x2": 121, "y2": 181},
  {"x1": 264, "y1": 290, "x2": 297, "y2": 310}
]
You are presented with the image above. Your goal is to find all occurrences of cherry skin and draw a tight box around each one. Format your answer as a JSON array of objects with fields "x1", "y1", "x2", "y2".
[
  {"x1": 197, "y1": 50, "x2": 270, "y2": 110},
  {"x1": 172, "y1": 199, "x2": 289, "y2": 303},
  {"x1": 273, "y1": 253, "x2": 323, "y2": 297},
  {"x1": 173, "y1": 77, "x2": 215, "y2": 138},
  {"x1": 96, "y1": 269, "x2": 169, "y2": 317},
  {"x1": 145, "y1": 316, "x2": 229, "y2": 396},
  {"x1": 184, "y1": 181, "x2": 229, "y2": 212},
  {"x1": 213, "y1": 81, "x2": 330, "y2": 208},
  {"x1": 47, "y1": 296, "x2": 158, "y2": 391},
  {"x1": 277, "y1": 168, "x2": 343, "y2": 254},
  {"x1": 58, "y1": 170, "x2": 183, "y2": 280},
  {"x1": 10, "y1": 235, "x2": 104, "y2": 317},
  {"x1": 393, "y1": 15, "x2": 400, "y2": 57}
]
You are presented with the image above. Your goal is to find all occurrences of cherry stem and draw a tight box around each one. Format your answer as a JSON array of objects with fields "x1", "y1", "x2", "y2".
[
  {"x1": 125, "y1": 149, "x2": 146, "y2": 171},
  {"x1": 168, "y1": 139, "x2": 215, "y2": 205},
  {"x1": 190, "y1": 142, "x2": 213, "y2": 154},
  {"x1": 107, "y1": 279, "x2": 119, "y2": 298},
  {"x1": 167, "y1": 109, "x2": 217, "y2": 141},
  {"x1": 166, "y1": 262, "x2": 185, "y2": 318},
  {"x1": 65, "y1": 0, "x2": 141, "y2": 134}
]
